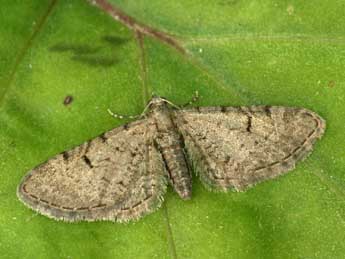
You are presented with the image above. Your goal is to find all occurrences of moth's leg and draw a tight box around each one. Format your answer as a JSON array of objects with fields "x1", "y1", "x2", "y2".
[
  {"x1": 107, "y1": 109, "x2": 141, "y2": 120},
  {"x1": 181, "y1": 91, "x2": 199, "y2": 108}
]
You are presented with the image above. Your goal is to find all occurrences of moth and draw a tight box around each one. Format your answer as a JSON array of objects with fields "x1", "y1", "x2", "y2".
[{"x1": 17, "y1": 96, "x2": 325, "y2": 222}]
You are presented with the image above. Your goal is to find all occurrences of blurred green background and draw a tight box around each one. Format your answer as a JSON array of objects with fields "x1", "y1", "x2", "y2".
[{"x1": 1, "y1": 0, "x2": 345, "y2": 258}]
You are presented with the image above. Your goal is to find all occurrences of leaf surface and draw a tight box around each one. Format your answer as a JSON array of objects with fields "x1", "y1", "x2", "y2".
[{"x1": 1, "y1": 0, "x2": 344, "y2": 258}]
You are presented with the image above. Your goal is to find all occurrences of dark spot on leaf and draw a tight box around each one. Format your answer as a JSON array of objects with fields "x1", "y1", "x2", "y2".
[
  {"x1": 102, "y1": 35, "x2": 130, "y2": 46},
  {"x1": 63, "y1": 95, "x2": 73, "y2": 106}
]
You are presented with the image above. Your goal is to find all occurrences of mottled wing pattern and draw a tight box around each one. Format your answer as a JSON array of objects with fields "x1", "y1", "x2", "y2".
[
  {"x1": 17, "y1": 119, "x2": 167, "y2": 222},
  {"x1": 173, "y1": 106, "x2": 325, "y2": 191}
]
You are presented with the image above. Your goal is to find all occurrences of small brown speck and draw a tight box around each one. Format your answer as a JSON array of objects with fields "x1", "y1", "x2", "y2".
[
  {"x1": 328, "y1": 80, "x2": 335, "y2": 88},
  {"x1": 63, "y1": 95, "x2": 73, "y2": 106}
]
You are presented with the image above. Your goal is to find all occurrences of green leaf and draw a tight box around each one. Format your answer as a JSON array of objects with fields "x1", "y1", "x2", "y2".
[{"x1": 1, "y1": 0, "x2": 344, "y2": 258}]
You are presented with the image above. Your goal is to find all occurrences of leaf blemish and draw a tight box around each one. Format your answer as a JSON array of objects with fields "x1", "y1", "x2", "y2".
[
  {"x1": 63, "y1": 95, "x2": 73, "y2": 106},
  {"x1": 102, "y1": 35, "x2": 130, "y2": 46}
]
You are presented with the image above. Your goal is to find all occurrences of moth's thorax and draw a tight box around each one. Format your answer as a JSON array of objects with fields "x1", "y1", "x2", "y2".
[
  {"x1": 148, "y1": 97, "x2": 168, "y2": 109},
  {"x1": 150, "y1": 103, "x2": 173, "y2": 129}
]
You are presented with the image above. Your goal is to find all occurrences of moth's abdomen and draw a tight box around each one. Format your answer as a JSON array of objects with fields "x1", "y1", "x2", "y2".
[
  {"x1": 157, "y1": 132, "x2": 191, "y2": 199},
  {"x1": 152, "y1": 105, "x2": 192, "y2": 199}
]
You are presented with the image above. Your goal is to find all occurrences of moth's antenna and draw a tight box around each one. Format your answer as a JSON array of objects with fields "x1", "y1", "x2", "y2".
[
  {"x1": 107, "y1": 109, "x2": 141, "y2": 120},
  {"x1": 164, "y1": 99, "x2": 181, "y2": 110},
  {"x1": 139, "y1": 101, "x2": 153, "y2": 116}
]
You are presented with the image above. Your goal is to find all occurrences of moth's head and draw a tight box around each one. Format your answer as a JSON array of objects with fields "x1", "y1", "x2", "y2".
[
  {"x1": 147, "y1": 94, "x2": 180, "y2": 111},
  {"x1": 148, "y1": 95, "x2": 169, "y2": 108}
]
